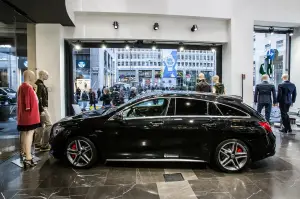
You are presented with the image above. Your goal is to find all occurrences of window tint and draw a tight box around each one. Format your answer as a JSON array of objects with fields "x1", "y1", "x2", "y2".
[
  {"x1": 123, "y1": 98, "x2": 168, "y2": 118},
  {"x1": 176, "y1": 98, "x2": 208, "y2": 115},
  {"x1": 167, "y1": 98, "x2": 175, "y2": 116},
  {"x1": 208, "y1": 102, "x2": 222, "y2": 116},
  {"x1": 216, "y1": 104, "x2": 247, "y2": 116}
]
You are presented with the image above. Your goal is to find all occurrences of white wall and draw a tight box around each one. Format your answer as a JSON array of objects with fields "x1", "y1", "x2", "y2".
[
  {"x1": 290, "y1": 28, "x2": 300, "y2": 109},
  {"x1": 64, "y1": 13, "x2": 228, "y2": 43},
  {"x1": 36, "y1": 24, "x2": 65, "y2": 122},
  {"x1": 49, "y1": 0, "x2": 300, "y2": 117},
  {"x1": 69, "y1": 0, "x2": 233, "y2": 19},
  {"x1": 67, "y1": 0, "x2": 300, "y2": 24}
]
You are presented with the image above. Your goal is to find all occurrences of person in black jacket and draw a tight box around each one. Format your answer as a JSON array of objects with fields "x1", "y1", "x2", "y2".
[
  {"x1": 277, "y1": 74, "x2": 297, "y2": 133},
  {"x1": 254, "y1": 74, "x2": 276, "y2": 123},
  {"x1": 101, "y1": 88, "x2": 112, "y2": 108},
  {"x1": 196, "y1": 73, "x2": 212, "y2": 93},
  {"x1": 89, "y1": 89, "x2": 96, "y2": 110}
]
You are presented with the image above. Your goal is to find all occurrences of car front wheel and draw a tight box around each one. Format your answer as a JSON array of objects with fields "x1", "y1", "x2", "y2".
[
  {"x1": 65, "y1": 136, "x2": 98, "y2": 168},
  {"x1": 215, "y1": 139, "x2": 250, "y2": 172}
]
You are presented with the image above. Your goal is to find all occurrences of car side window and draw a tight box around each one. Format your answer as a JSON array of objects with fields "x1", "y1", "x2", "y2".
[
  {"x1": 123, "y1": 98, "x2": 169, "y2": 118},
  {"x1": 216, "y1": 103, "x2": 247, "y2": 116},
  {"x1": 209, "y1": 102, "x2": 222, "y2": 116},
  {"x1": 175, "y1": 98, "x2": 208, "y2": 116}
]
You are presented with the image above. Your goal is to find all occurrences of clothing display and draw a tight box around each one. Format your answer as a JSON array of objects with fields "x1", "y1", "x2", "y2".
[
  {"x1": 196, "y1": 79, "x2": 212, "y2": 93},
  {"x1": 17, "y1": 83, "x2": 41, "y2": 131},
  {"x1": 35, "y1": 79, "x2": 49, "y2": 113},
  {"x1": 214, "y1": 82, "x2": 225, "y2": 95},
  {"x1": 35, "y1": 78, "x2": 52, "y2": 149}
]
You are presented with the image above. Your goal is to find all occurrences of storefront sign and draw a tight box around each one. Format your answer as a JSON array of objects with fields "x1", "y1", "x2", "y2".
[
  {"x1": 161, "y1": 49, "x2": 177, "y2": 78},
  {"x1": 76, "y1": 60, "x2": 90, "y2": 79}
]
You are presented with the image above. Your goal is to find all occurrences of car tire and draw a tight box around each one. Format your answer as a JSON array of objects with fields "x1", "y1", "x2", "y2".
[
  {"x1": 214, "y1": 139, "x2": 250, "y2": 173},
  {"x1": 65, "y1": 136, "x2": 98, "y2": 169}
]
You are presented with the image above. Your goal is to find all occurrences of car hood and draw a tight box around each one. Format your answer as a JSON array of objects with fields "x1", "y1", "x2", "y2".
[{"x1": 59, "y1": 108, "x2": 115, "y2": 122}]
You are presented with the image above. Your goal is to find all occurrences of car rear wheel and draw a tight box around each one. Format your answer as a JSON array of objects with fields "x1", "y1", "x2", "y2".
[
  {"x1": 215, "y1": 139, "x2": 250, "y2": 172},
  {"x1": 65, "y1": 136, "x2": 98, "y2": 168}
]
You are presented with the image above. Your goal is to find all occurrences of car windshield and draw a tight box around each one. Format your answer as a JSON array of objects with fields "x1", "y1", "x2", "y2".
[{"x1": 3, "y1": 88, "x2": 16, "y2": 93}]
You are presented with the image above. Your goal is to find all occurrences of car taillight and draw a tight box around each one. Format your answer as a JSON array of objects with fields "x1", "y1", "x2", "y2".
[{"x1": 258, "y1": 121, "x2": 272, "y2": 133}]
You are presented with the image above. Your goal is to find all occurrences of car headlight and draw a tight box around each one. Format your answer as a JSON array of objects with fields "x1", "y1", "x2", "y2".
[{"x1": 51, "y1": 124, "x2": 65, "y2": 138}]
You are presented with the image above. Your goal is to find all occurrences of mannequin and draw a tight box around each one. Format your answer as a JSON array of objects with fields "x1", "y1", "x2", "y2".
[
  {"x1": 212, "y1": 75, "x2": 225, "y2": 95},
  {"x1": 17, "y1": 70, "x2": 41, "y2": 167},
  {"x1": 35, "y1": 70, "x2": 52, "y2": 151}
]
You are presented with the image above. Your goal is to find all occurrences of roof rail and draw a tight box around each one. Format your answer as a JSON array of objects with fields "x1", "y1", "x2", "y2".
[{"x1": 217, "y1": 95, "x2": 243, "y2": 102}]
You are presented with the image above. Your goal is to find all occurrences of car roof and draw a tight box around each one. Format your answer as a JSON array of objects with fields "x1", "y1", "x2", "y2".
[{"x1": 136, "y1": 91, "x2": 243, "y2": 104}]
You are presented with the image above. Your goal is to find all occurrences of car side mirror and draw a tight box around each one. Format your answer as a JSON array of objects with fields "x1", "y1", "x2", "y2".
[{"x1": 113, "y1": 112, "x2": 123, "y2": 121}]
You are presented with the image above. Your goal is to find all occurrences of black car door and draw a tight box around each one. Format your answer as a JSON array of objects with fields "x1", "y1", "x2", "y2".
[
  {"x1": 167, "y1": 98, "x2": 213, "y2": 160},
  {"x1": 103, "y1": 98, "x2": 171, "y2": 159}
]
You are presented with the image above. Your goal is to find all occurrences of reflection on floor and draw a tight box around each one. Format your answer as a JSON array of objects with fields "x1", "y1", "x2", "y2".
[{"x1": 1, "y1": 129, "x2": 300, "y2": 199}]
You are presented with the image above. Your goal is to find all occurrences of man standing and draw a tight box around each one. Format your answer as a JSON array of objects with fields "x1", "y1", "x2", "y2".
[
  {"x1": 254, "y1": 74, "x2": 276, "y2": 123},
  {"x1": 89, "y1": 89, "x2": 96, "y2": 110},
  {"x1": 277, "y1": 74, "x2": 297, "y2": 133},
  {"x1": 35, "y1": 70, "x2": 52, "y2": 151},
  {"x1": 196, "y1": 73, "x2": 212, "y2": 92}
]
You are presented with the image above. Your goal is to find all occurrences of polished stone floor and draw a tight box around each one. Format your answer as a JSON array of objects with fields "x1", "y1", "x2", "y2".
[{"x1": 1, "y1": 129, "x2": 300, "y2": 199}]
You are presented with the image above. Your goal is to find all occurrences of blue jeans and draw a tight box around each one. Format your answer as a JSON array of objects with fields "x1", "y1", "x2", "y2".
[{"x1": 257, "y1": 103, "x2": 272, "y2": 123}]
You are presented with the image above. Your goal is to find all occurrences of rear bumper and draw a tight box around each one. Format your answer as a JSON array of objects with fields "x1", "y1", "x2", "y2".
[{"x1": 251, "y1": 132, "x2": 276, "y2": 162}]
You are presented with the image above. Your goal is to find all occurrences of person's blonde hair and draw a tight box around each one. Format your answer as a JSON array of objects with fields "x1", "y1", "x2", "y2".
[
  {"x1": 212, "y1": 75, "x2": 219, "y2": 82},
  {"x1": 198, "y1": 73, "x2": 205, "y2": 80},
  {"x1": 282, "y1": 74, "x2": 289, "y2": 80},
  {"x1": 261, "y1": 74, "x2": 269, "y2": 81}
]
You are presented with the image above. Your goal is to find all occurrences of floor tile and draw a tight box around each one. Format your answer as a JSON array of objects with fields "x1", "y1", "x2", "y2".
[
  {"x1": 165, "y1": 169, "x2": 198, "y2": 181},
  {"x1": 70, "y1": 175, "x2": 106, "y2": 187},
  {"x1": 123, "y1": 183, "x2": 159, "y2": 199},
  {"x1": 157, "y1": 181, "x2": 197, "y2": 199},
  {"x1": 136, "y1": 168, "x2": 165, "y2": 184},
  {"x1": 86, "y1": 185, "x2": 124, "y2": 199}
]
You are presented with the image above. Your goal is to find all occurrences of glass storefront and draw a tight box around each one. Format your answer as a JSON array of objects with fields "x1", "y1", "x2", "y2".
[
  {"x1": 0, "y1": 2, "x2": 34, "y2": 163},
  {"x1": 253, "y1": 33, "x2": 289, "y2": 90},
  {"x1": 253, "y1": 31, "x2": 290, "y2": 123},
  {"x1": 72, "y1": 47, "x2": 217, "y2": 92}
]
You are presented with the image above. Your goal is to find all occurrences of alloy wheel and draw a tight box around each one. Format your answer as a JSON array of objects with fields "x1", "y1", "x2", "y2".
[
  {"x1": 218, "y1": 141, "x2": 248, "y2": 171},
  {"x1": 66, "y1": 139, "x2": 93, "y2": 167}
]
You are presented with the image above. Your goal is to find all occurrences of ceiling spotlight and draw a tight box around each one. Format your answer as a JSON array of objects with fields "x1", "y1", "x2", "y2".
[
  {"x1": 179, "y1": 42, "x2": 184, "y2": 52},
  {"x1": 74, "y1": 41, "x2": 81, "y2": 50},
  {"x1": 191, "y1": 25, "x2": 198, "y2": 32},
  {"x1": 289, "y1": 28, "x2": 294, "y2": 36},
  {"x1": 269, "y1": 27, "x2": 274, "y2": 35},
  {"x1": 125, "y1": 42, "x2": 130, "y2": 50},
  {"x1": 113, "y1": 21, "x2": 119, "y2": 29},
  {"x1": 152, "y1": 42, "x2": 157, "y2": 50},
  {"x1": 101, "y1": 42, "x2": 107, "y2": 49},
  {"x1": 211, "y1": 44, "x2": 216, "y2": 53},
  {"x1": 153, "y1": 23, "x2": 159, "y2": 30}
]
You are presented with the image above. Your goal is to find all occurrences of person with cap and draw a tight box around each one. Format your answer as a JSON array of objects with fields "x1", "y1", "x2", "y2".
[{"x1": 196, "y1": 73, "x2": 212, "y2": 93}]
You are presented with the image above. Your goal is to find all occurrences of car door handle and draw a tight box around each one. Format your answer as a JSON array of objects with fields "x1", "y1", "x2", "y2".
[
  {"x1": 149, "y1": 121, "x2": 164, "y2": 126},
  {"x1": 202, "y1": 122, "x2": 217, "y2": 128}
]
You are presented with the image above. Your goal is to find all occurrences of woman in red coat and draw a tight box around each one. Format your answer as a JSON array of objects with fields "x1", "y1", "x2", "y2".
[{"x1": 17, "y1": 70, "x2": 41, "y2": 167}]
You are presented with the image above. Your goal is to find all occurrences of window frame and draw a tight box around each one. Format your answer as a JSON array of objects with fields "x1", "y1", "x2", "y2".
[
  {"x1": 110, "y1": 97, "x2": 250, "y2": 121},
  {"x1": 120, "y1": 97, "x2": 171, "y2": 120}
]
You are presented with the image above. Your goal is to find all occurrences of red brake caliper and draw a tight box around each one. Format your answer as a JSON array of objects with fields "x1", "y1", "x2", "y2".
[
  {"x1": 236, "y1": 147, "x2": 243, "y2": 153},
  {"x1": 71, "y1": 144, "x2": 77, "y2": 159}
]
